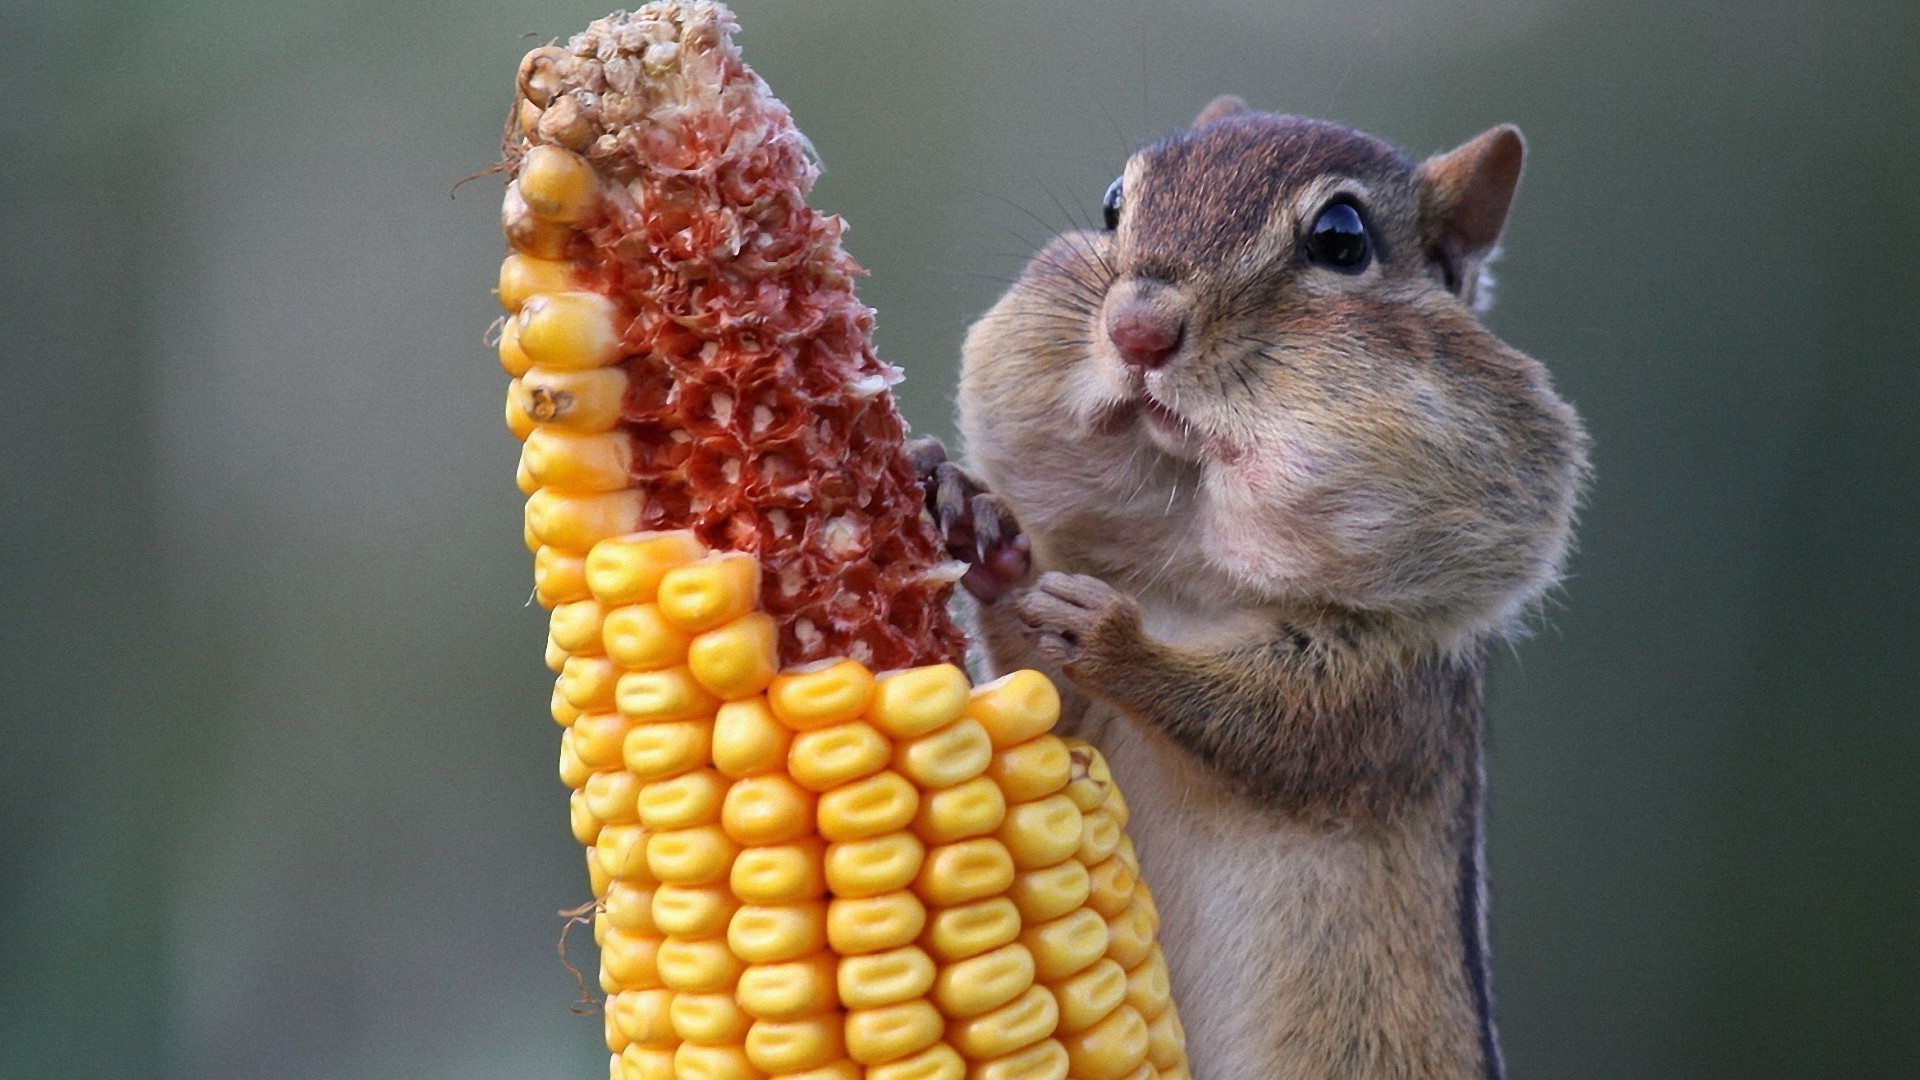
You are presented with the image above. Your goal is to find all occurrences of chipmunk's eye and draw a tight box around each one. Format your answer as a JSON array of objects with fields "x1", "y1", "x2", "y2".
[
  {"x1": 1304, "y1": 199, "x2": 1370, "y2": 272},
  {"x1": 1102, "y1": 177, "x2": 1124, "y2": 230}
]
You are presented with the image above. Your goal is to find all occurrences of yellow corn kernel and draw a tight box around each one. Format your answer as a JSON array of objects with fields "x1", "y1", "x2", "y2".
[
  {"x1": 817, "y1": 771, "x2": 919, "y2": 842},
  {"x1": 895, "y1": 719, "x2": 993, "y2": 790},
  {"x1": 730, "y1": 839, "x2": 827, "y2": 904},
  {"x1": 520, "y1": 144, "x2": 601, "y2": 223},
  {"x1": 621, "y1": 1044, "x2": 678, "y2": 1080},
  {"x1": 713, "y1": 698, "x2": 792, "y2": 778},
  {"x1": 605, "y1": 1011, "x2": 629, "y2": 1057},
  {"x1": 688, "y1": 613, "x2": 779, "y2": 700},
  {"x1": 602, "y1": 603, "x2": 692, "y2": 671},
  {"x1": 995, "y1": 795, "x2": 1084, "y2": 871},
  {"x1": 562, "y1": 655, "x2": 621, "y2": 711},
  {"x1": 1105, "y1": 899, "x2": 1158, "y2": 970},
  {"x1": 600, "y1": 927, "x2": 664, "y2": 991},
  {"x1": 915, "y1": 838, "x2": 1015, "y2": 907},
  {"x1": 1113, "y1": 837, "x2": 1140, "y2": 876},
  {"x1": 527, "y1": 488, "x2": 645, "y2": 550},
  {"x1": 657, "y1": 936, "x2": 747, "y2": 993},
  {"x1": 550, "y1": 598, "x2": 606, "y2": 653},
  {"x1": 610, "y1": 987, "x2": 676, "y2": 1046},
  {"x1": 823, "y1": 832, "x2": 925, "y2": 898},
  {"x1": 559, "y1": 732, "x2": 593, "y2": 789},
  {"x1": 571, "y1": 788, "x2": 602, "y2": 844},
  {"x1": 968, "y1": 1038, "x2": 1068, "y2": 1080},
  {"x1": 583, "y1": 770, "x2": 643, "y2": 824},
  {"x1": 617, "y1": 666, "x2": 719, "y2": 724},
  {"x1": 838, "y1": 945, "x2": 936, "y2": 1010},
  {"x1": 658, "y1": 553, "x2": 762, "y2": 634},
  {"x1": 1145, "y1": 1010, "x2": 1184, "y2": 1070},
  {"x1": 588, "y1": 531, "x2": 709, "y2": 605},
  {"x1": 518, "y1": 290, "x2": 625, "y2": 371},
  {"x1": 587, "y1": 847, "x2": 612, "y2": 898},
  {"x1": 645, "y1": 822, "x2": 738, "y2": 886},
  {"x1": 1060, "y1": 742, "x2": 1114, "y2": 813},
  {"x1": 1083, "y1": 857, "x2": 1137, "y2": 920},
  {"x1": 553, "y1": 682, "x2": 583, "y2": 727},
  {"x1": 745, "y1": 1016, "x2": 845, "y2": 1074},
  {"x1": 547, "y1": 633, "x2": 572, "y2": 672},
  {"x1": 535, "y1": 545, "x2": 590, "y2": 608},
  {"x1": 1158, "y1": 1064, "x2": 1192, "y2": 1080},
  {"x1": 1077, "y1": 809, "x2": 1123, "y2": 866},
  {"x1": 1051, "y1": 959, "x2": 1127, "y2": 1036},
  {"x1": 637, "y1": 767, "x2": 728, "y2": 829},
  {"x1": 869, "y1": 1042, "x2": 966, "y2": 1080},
  {"x1": 503, "y1": 182, "x2": 573, "y2": 261},
  {"x1": 947, "y1": 985, "x2": 1058, "y2": 1061},
  {"x1": 650, "y1": 882, "x2": 738, "y2": 938},
  {"x1": 913, "y1": 775, "x2": 1008, "y2": 845},
  {"x1": 1021, "y1": 909, "x2": 1109, "y2": 983},
  {"x1": 670, "y1": 992, "x2": 755, "y2": 1044},
  {"x1": 727, "y1": 902, "x2": 829, "y2": 963},
  {"x1": 571, "y1": 713, "x2": 631, "y2": 771},
  {"x1": 603, "y1": 880, "x2": 658, "y2": 934},
  {"x1": 673, "y1": 1043, "x2": 758, "y2": 1080},
  {"x1": 520, "y1": 455, "x2": 542, "y2": 496},
  {"x1": 1006, "y1": 861, "x2": 1090, "y2": 925},
  {"x1": 594, "y1": 822, "x2": 654, "y2": 883},
  {"x1": 736, "y1": 954, "x2": 839, "y2": 1020},
  {"x1": 778, "y1": 1062, "x2": 861, "y2": 1080},
  {"x1": 788, "y1": 721, "x2": 891, "y2": 792},
  {"x1": 1057, "y1": 1005, "x2": 1148, "y2": 1080},
  {"x1": 517, "y1": 366, "x2": 628, "y2": 433},
  {"x1": 827, "y1": 891, "x2": 927, "y2": 954},
  {"x1": 507, "y1": 380, "x2": 538, "y2": 440},
  {"x1": 498, "y1": 254, "x2": 575, "y2": 311},
  {"x1": 1102, "y1": 782, "x2": 1129, "y2": 831},
  {"x1": 768, "y1": 658, "x2": 876, "y2": 732},
  {"x1": 966, "y1": 670, "x2": 1061, "y2": 750},
  {"x1": 722, "y1": 773, "x2": 816, "y2": 846},
  {"x1": 498, "y1": 310, "x2": 537, "y2": 375},
  {"x1": 622, "y1": 719, "x2": 713, "y2": 781},
  {"x1": 845, "y1": 999, "x2": 945, "y2": 1065},
  {"x1": 524, "y1": 428, "x2": 634, "y2": 493},
  {"x1": 867, "y1": 663, "x2": 970, "y2": 739},
  {"x1": 933, "y1": 942, "x2": 1035, "y2": 1019},
  {"x1": 1123, "y1": 949, "x2": 1171, "y2": 1018},
  {"x1": 924, "y1": 897, "x2": 1022, "y2": 964},
  {"x1": 986, "y1": 738, "x2": 1072, "y2": 804}
]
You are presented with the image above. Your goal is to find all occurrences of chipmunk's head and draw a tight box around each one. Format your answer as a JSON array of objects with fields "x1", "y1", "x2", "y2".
[{"x1": 961, "y1": 98, "x2": 1588, "y2": 642}]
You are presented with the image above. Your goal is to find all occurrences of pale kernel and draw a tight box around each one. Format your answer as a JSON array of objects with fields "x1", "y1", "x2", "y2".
[
  {"x1": 722, "y1": 773, "x2": 817, "y2": 846},
  {"x1": 1122, "y1": 949, "x2": 1171, "y2": 1018},
  {"x1": 673, "y1": 1043, "x2": 758, "y2": 1080},
  {"x1": 826, "y1": 891, "x2": 926, "y2": 954},
  {"x1": 788, "y1": 721, "x2": 891, "y2": 792},
  {"x1": 656, "y1": 936, "x2": 747, "y2": 993},
  {"x1": 914, "y1": 838, "x2": 1015, "y2": 907},
  {"x1": 744, "y1": 1016, "x2": 845, "y2": 1074},
  {"x1": 845, "y1": 999, "x2": 945, "y2": 1065},
  {"x1": 587, "y1": 531, "x2": 709, "y2": 605},
  {"x1": 645, "y1": 822, "x2": 738, "y2": 886},
  {"x1": 933, "y1": 942, "x2": 1034, "y2": 1019},
  {"x1": 622, "y1": 719, "x2": 713, "y2": 780},
  {"x1": 520, "y1": 144, "x2": 601, "y2": 223},
  {"x1": 986, "y1": 737, "x2": 1072, "y2": 803},
  {"x1": 523, "y1": 427, "x2": 634, "y2": 492},
  {"x1": 657, "y1": 553, "x2": 762, "y2": 633},
  {"x1": 817, "y1": 771, "x2": 919, "y2": 842},
  {"x1": 603, "y1": 603, "x2": 693, "y2": 671},
  {"x1": 768, "y1": 659, "x2": 875, "y2": 731},
  {"x1": 1051, "y1": 959, "x2": 1127, "y2": 1036},
  {"x1": 562, "y1": 655, "x2": 621, "y2": 710},
  {"x1": 650, "y1": 882, "x2": 738, "y2": 938},
  {"x1": 616, "y1": 666, "x2": 719, "y2": 724},
  {"x1": 610, "y1": 987, "x2": 675, "y2": 1046},
  {"x1": 527, "y1": 488, "x2": 645, "y2": 550},
  {"x1": 923, "y1": 897, "x2": 1022, "y2": 963},
  {"x1": 518, "y1": 290, "x2": 625, "y2": 370},
  {"x1": 895, "y1": 718, "x2": 993, "y2": 790},
  {"x1": 727, "y1": 901, "x2": 829, "y2": 964},
  {"x1": 670, "y1": 991, "x2": 754, "y2": 1044},
  {"x1": 498, "y1": 254, "x2": 574, "y2": 311},
  {"x1": 1006, "y1": 861, "x2": 1090, "y2": 925},
  {"x1": 637, "y1": 767, "x2": 728, "y2": 829},
  {"x1": 823, "y1": 832, "x2": 925, "y2": 898},
  {"x1": 712, "y1": 697, "x2": 792, "y2": 778},
  {"x1": 995, "y1": 794, "x2": 1084, "y2": 870},
  {"x1": 837, "y1": 945, "x2": 936, "y2": 1010},
  {"x1": 967, "y1": 1038, "x2": 1068, "y2": 1080},
  {"x1": 594, "y1": 822, "x2": 654, "y2": 883},
  {"x1": 736, "y1": 954, "x2": 839, "y2": 1020},
  {"x1": 1021, "y1": 909, "x2": 1109, "y2": 982},
  {"x1": 549, "y1": 598, "x2": 606, "y2": 653},
  {"x1": 1057, "y1": 1005, "x2": 1148, "y2": 1080},
  {"x1": 947, "y1": 985, "x2": 1059, "y2": 1060},
  {"x1": 867, "y1": 663, "x2": 971, "y2": 738},
  {"x1": 966, "y1": 670, "x2": 1062, "y2": 749},
  {"x1": 731, "y1": 840, "x2": 828, "y2": 904},
  {"x1": 868, "y1": 1042, "x2": 965, "y2": 1080},
  {"x1": 517, "y1": 366, "x2": 628, "y2": 433},
  {"x1": 602, "y1": 880, "x2": 658, "y2": 934},
  {"x1": 583, "y1": 769, "x2": 642, "y2": 824},
  {"x1": 535, "y1": 545, "x2": 590, "y2": 608},
  {"x1": 688, "y1": 613, "x2": 780, "y2": 700},
  {"x1": 913, "y1": 775, "x2": 1009, "y2": 845}
]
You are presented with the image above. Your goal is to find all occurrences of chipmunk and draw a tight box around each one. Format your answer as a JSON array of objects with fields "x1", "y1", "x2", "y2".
[{"x1": 914, "y1": 96, "x2": 1588, "y2": 1079}]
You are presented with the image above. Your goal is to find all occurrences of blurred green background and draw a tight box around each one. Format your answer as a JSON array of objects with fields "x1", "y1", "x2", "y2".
[{"x1": 3, "y1": 0, "x2": 1914, "y2": 1077}]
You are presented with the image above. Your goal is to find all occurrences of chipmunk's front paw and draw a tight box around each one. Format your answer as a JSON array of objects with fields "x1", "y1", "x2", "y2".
[
  {"x1": 910, "y1": 436, "x2": 1033, "y2": 604},
  {"x1": 1015, "y1": 572, "x2": 1143, "y2": 676}
]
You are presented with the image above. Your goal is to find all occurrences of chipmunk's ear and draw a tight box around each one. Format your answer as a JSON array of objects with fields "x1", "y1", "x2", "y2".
[
  {"x1": 1416, "y1": 124, "x2": 1524, "y2": 304},
  {"x1": 1192, "y1": 95, "x2": 1248, "y2": 128}
]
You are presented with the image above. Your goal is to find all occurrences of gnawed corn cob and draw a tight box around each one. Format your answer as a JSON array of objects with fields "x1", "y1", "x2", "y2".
[{"x1": 492, "y1": 5, "x2": 1187, "y2": 1079}]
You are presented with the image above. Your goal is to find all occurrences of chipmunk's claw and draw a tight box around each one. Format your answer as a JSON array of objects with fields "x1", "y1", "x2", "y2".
[
  {"x1": 1016, "y1": 572, "x2": 1139, "y2": 670},
  {"x1": 912, "y1": 438, "x2": 1032, "y2": 603}
]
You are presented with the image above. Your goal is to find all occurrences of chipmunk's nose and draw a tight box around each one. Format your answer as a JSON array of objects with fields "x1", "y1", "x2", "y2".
[{"x1": 1107, "y1": 299, "x2": 1185, "y2": 369}]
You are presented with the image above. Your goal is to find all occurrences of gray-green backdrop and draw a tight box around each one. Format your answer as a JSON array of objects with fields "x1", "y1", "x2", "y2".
[{"x1": 3, "y1": 1, "x2": 1913, "y2": 1077}]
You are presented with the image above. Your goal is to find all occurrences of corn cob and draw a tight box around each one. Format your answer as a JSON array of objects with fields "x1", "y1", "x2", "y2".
[{"x1": 491, "y1": 6, "x2": 1187, "y2": 1080}]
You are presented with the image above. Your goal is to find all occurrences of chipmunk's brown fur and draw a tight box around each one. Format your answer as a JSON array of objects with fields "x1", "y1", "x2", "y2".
[{"x1": 928, "y1": 99, "x2": 1587, "y2": 1079}]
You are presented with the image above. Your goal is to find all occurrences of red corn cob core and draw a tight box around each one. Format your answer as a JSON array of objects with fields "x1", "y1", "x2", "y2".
[{"x1": 507, "y1": 2, "x2": 965, "y2": 670}]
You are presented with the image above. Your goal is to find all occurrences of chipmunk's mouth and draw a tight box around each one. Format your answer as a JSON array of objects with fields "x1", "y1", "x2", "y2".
[{"x1": 1091, "y1": 390, "x2": 1217, "y2": 461}]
